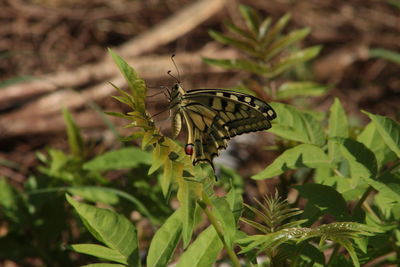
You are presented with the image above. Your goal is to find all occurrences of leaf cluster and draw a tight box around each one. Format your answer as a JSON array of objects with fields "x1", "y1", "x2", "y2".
[{"x1": 203, "y1": 5, "x2": 329, "y2": 100}]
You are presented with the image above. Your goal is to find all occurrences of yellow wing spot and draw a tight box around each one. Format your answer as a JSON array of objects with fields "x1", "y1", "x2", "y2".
[
  {"x1": 230, "y1": 95, "x2": 238, "y2": 101},
  {"x1": 227, "y1": 112, "x2": 236, "y2": 120},
  {"x1": 235, "y1": 113, "x2": 243, "y2": 119},
  {"x1": 212, "y1": 98, "x2": 222, "y2": 110},
  {"x1": 219, "y1": 112, "x2": 229, "y2": 121},
  {"x1": 226, "y1": 101, "x2": 236, "y2": 112},
  {"x1": 216, "y1": 92, "x2": 224, "y2": 97},
  {"x1": 267, "y1": 110, "x2": 275, "y2": 116},
  {"x1": 244, "y1": 97, "x2": 252, "y2": 103},
  {"x1": 191, "y1": 113, "x2": 206, "y2": 131},
  {"x1": 240, "y1": 109, "x2": 248, "y2": 118}
]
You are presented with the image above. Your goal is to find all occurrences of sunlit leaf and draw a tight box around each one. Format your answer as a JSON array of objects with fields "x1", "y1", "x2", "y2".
[
  {"x1": 357, "y1": 122, "x2": 397, "y2": 169},
  {"x1": 337, "y1": 138, "x2": 377, "y2": 184},
  {"x1": 212, "y1": 197, "x2": 236, "y2": 249},
  {"x1": 177, "y1": 178, "x2": 202, "y2": 248},
  {"x1": 268, "y1": 103, "x2": 326, "y2": 146},
  {"x1": 83, "y1": 147, "x2": 151, "y2": 171},
  {"x1": 109, "y1": 49, "x2": 146, "y2": 113},
  {"x1": 175, "y1": 226, "x2": 223, "y2": 267},
  {"x1": 147, "y1": 210, "x2": 182, "y2": 267},
  {"x1": 328, "y1": 98, "x2": 349, "y2": 163},
  {"x1": 70, "y1": 244, "x2": 127, "y2": 265},
  {"x1": 66, "y1": 195, "x2": 140, "y2": 266},
  {"x1": 253, "y1": 144, "x2": 331, "y2": 179},
  {"x1": 363, "y1": 111, "x2": 400, "y2": 158}
]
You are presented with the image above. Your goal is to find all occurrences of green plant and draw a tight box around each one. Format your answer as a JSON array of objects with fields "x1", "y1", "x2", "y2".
[
  {"x1": 64, "y1": 47, "x2": 399, "y2": 266},
  {"x1": 1, "y1": 5, "x2": 399, "y2": 267},
  {"x1": 203, "y1": 5, "x2": 330, "y2": 101}
]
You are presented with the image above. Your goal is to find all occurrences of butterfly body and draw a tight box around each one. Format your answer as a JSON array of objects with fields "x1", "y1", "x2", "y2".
[{"x1": 168, "y1": 84, "x2": 276, "y2": 168}]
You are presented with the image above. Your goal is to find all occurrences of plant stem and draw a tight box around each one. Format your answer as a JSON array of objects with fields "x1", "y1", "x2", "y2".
[
  {"x1": 353, "y1": 159, "x2": 400, "y2": 217},
  {"x1": 352, "y1": 186, "x2": 374, "y2": 217},
  {"x1": 198, "y1": 192, "x2": 241, "y2": 267},
  {"x1": 326, "y1": 244, "x2": 340, "y2": 266}
]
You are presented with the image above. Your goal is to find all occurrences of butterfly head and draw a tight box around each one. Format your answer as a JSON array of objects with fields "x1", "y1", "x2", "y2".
[{"x1": 168, "y1": 83, "x2": 185, "y2": 107}]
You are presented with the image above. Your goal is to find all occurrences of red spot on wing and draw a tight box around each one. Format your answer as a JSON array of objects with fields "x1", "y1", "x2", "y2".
[{"x1": 185, "y1": 144, "x2": 194, "y2": 155}]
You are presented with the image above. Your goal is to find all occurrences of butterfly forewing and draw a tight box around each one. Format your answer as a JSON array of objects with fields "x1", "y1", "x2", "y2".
[{"x1": 168, "y1": 85, "x2": 276, "y2": 168}]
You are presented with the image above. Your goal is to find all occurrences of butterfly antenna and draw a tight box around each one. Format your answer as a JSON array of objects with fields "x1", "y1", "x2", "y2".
[
  {"x1": 150, "y1": 108, "x2": 169, "y2": 119},
  {"x1": 167, "y1": 70, "x2": 180, "y2": 84},
  {"x1": 171, "y1": 54, "x2": 181, "y2": 83},
  {"x1": 147, "y1": 90, "x2": 166, "y2": 98}
]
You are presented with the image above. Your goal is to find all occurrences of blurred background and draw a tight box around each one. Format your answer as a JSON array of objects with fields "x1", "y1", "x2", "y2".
[{"x1": 0, "y1": 0, "x2": 399, "y2": 265}]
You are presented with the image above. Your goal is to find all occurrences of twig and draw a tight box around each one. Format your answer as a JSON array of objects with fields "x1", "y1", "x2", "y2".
[{"x1": 0, "y1": 0, "x2": 226, "y2": 110}]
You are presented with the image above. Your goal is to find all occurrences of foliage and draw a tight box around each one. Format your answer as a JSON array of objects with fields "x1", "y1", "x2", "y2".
[
  {"x1": 238, "y1": 193, "x2": 378, "y2": 266},
  {"x1": 203, "y1": 5, "x2": 330, "y2": 100},
  {"x1": 1, "y1": 5, "x2": 399, "y2": 267}
]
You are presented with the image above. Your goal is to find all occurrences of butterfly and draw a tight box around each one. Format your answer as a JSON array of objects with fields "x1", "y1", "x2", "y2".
[{"x1": 167, "y1": 83, "x2": 277, "y2": 169}]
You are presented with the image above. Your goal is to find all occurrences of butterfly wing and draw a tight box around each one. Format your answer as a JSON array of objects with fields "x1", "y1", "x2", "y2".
[{"x1": 179, "y1": 89, "x2": 276, "y2": 167}]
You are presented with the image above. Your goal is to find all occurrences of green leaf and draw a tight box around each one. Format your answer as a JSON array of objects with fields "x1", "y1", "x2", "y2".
[
  {"x1": 369, "y1": 48, "x2": 400, "y2": 64},
  {"x1": 252, "y1": 144, "x2": 331, "y2": 179},
  {"x1": 211, "y1": 197, "x2": 236, "y2": 249},
  {"x1": 363, "y1": 111, "x2": 400, "y2": 158},
  {"x1": 268, "y1": 103, "x2": 326, "y2": 146},
  {"x1": 148, "y1": 143, "x2": 168, "y2": 174},
  {"x1": 63, "y1": 108, "x2": 84, "y2": 157},
  {"x1": 83, "y1": 147, "x2": 151, "y2": 171},
  {"x1": 208, "y1": 30, "x2": 257, "y2": 56},
  {"x1": 66, "y1": 194, "x2": 140, "y2": 266},
  {"x1": 177, "y1": 179, "x2": 201, "y2": 248},
  {"x1": 0, "y1": 178, "x2": 29, "y2": 223},
  {"x1": 328, "y1": 98, "x2": 349, "y2": 163},
  {"x1": 338, "y1": 138, "x2": 378, "y2": 182},
  {"x1": 81, "y1": 264, "x2": 126, "y2": 267},
  {"x1": 226, "y1": 188, "x2": 244, "y2": 223},
  {"x1": 161, "y1": 159, "x2": 173, "y2": 197},
  {"x1": 295, "y1": 184, "x2": 350, "y2": 221},
  {"x1": 258, "y1": 17, "x2": 272, "y2": 39},
  {"x1": 264, "y1": 28, "x2": 310, "y2": 61},
  {"x1": 176, "y1": 226, "x2": 223, "y2": 267},
  {"x1": 238, "y1": 5, "x2": 260, "y2": 35},
  {"x1": 68, "y1": 187, "x2": 119, "y2": 205},
  {"x1": 225, "y1": 21, "x2": 257, "y2": 42},
  {"x1": 262, "y1": 13, "x2": 291, "y2": 47},
  {"x1": 276, "y1": 81, "x2": 330, "y2": 100},
  {"x1": 357, "y1": 122, "x2": 397, "y2": 169},
  {"x1": 267, "y1": 46, "x2": 322, "y2": 78},
  {"x1": 70, "y1": 244, "x2": 127, "y2": 265},
  {"x1": 202, "y1": 57, "x2": 267, "y2": 75},
  {"x1": 67, "y1": 187, "x2": 157, "y2": 224},
  {"x1": 361, "y1": 172, "x2": 400, "y2": 203},
  {"x1": 109, "y1": 49, "x2": 146, "y2": 113},
  {"x1": 147, "y1": 210, "x2": 182, "y2": 267}
]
